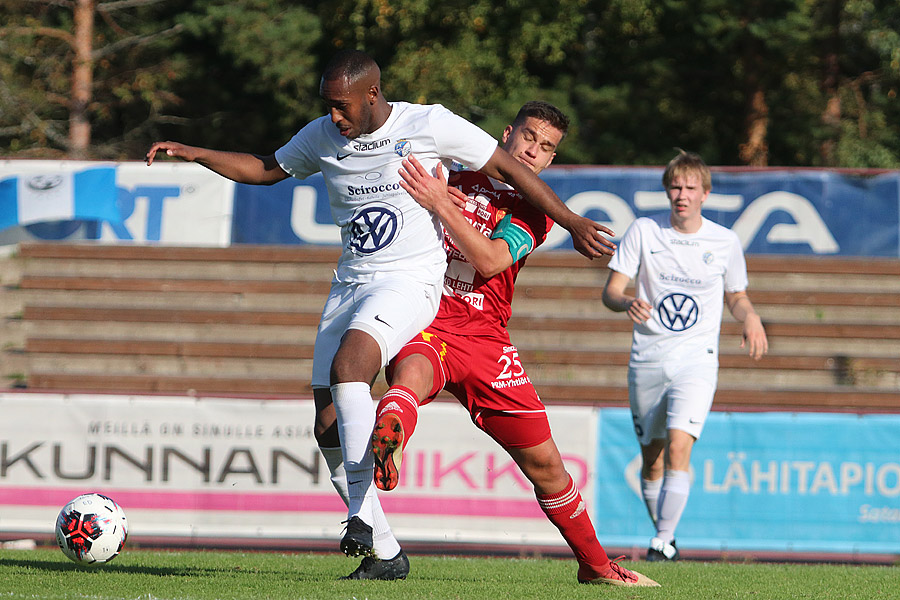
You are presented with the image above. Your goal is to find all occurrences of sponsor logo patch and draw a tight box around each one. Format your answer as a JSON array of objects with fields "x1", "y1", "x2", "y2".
[
  {"x1": 347, "y1": 202, "x2": 402, "y2": 255},
  {"x1": 657, "y1": 292, "x2": 700, "y2": 331}
]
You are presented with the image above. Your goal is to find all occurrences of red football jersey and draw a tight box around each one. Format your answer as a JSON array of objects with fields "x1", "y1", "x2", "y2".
[{"x1": 431, "y1": 169, "x2": 553, "y2": 336}]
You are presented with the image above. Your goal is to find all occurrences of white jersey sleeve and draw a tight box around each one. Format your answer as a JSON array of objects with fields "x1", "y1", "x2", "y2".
[
  {"x1": 724, "y1": 234, "x2": 749, "y2": 293},
  {"x1": 274, "y1": 118, "x2": 326, "y2": 180},
  {"x1": 607, "y1": 217, "x2": 643, "y2": 279},
  {"x1": 426, "y1": 105, "x2": 497, "y2": 171}
]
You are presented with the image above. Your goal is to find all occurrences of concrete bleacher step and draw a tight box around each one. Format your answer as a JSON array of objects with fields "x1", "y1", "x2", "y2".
[
  {"x1": 26, "y1": 353, "x2": 315, "y2": 378},
  {"x1": 22, "y1": 352, "x2": 852, "y2": 389},
  {"x1": 22, "y1": 336, "x2": 897, "y2": 391},
  {"x1": 4, "y1": 242, "x2": 900, "y2": 412},
  {"x1": 14, "y1": 288, "x2": 328, "y2": 312},
  {"x1": 21, "y1": 320, "x2": 320, "y2": 344},
  {"x1": 18, "y1": 277, "x2": 900, "y2": 327}
]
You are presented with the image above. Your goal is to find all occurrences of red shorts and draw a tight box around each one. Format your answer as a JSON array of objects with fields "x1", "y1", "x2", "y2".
[{"x1": 389, "y1": 326, "x2": 551, "y2": 449}]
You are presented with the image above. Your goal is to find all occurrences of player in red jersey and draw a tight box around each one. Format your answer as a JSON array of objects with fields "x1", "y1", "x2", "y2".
[{"x1": 371, "y1": 102, "x2": 659, "y2": 587}]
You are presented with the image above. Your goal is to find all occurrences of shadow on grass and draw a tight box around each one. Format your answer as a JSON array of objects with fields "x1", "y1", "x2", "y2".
[
  {"x1": 0, "y1": 557, "x2": 225, "y2": 576},
  {"x1": 0, "y1": 557, "x2": 334, "y2": 581}
]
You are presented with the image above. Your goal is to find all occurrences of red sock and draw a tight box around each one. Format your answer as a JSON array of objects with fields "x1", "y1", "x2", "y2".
[
  {"x1": 536, "y1": 475, "x2": 611, "y2": 572},
  {"x1": 375, "y1": 385, "x2": 420, "y2": 448}
]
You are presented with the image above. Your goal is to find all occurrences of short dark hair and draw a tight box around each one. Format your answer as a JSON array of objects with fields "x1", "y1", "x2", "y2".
[
  {"x1": 662, "y1": 148, "x2": 712, "y2": 192},
  {"x1": 511, "y1": 101, "x2": 569, "y2": 138},
  {"x1": 322, "y1": 50, "x2": 380, "y2": 85}
]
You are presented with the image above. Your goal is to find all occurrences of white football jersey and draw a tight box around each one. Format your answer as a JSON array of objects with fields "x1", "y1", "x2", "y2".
[
  {"x1": 608, "y1": 213, "x2": 748, "y2": 364},
  {"x1": 275, "y1": 102, "x2": 498, "y2": 284}
]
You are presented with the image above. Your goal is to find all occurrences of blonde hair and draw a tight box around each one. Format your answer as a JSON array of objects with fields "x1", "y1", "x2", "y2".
[{"x1": 662, "y1": 148, "x2": 711, "y2": 192}]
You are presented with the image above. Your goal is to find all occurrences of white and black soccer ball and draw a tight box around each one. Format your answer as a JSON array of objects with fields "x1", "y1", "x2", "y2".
[{"x1": 55, "y1": 493, "x2": 128, "y2": 566}]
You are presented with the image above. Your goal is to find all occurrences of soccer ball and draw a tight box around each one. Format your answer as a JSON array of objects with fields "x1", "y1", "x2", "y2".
[{"x1": 55, "y1": 493, "x2": 128, "y2": 566}]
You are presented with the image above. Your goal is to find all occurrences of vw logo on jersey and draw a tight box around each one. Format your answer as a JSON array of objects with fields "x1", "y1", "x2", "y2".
[
  {"x1": 657, "y1": 292, "x2": 700, "y2": 332},
  {"x1": 394, "y1": 139, "x2": 411, "y2": 157},
  {"x1": 347, "y1": 201, "x2": 403, "y2": 255}
]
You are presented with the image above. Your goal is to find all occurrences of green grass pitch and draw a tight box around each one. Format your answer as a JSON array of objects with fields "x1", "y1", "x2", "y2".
[{"x1": 0, "y1": 547, "x2": 896, "y2": 600}]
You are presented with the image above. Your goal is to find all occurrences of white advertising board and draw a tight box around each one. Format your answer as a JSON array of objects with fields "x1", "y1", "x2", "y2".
[
  {"x1": 0, "y1": 392, "x2": 596, "y2": 549},
  {"x1": 0, "y1": 161, "x2": 232, "y2": 246}
]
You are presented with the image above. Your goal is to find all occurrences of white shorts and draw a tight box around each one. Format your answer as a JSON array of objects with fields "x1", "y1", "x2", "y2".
[
  {"x1": 311, "y1": 273, "x2": 441, "y2": 388},
  {"x1": 627, "y1": 360, "x2": 718, "y2": 445}
]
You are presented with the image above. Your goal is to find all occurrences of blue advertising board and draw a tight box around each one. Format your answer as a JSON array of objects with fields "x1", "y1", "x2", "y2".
[
  {"x1": 595, "y1": 408, "x2": 900, "y2": 554},
  {"x1": 2, "y1": 161, "x2": 898, "y2": 256},
  {"x1": 232, "y1": 168, "x2": 900, "y2": 256}
]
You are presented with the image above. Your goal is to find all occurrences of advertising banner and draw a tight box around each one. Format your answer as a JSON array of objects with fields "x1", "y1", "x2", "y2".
[
  {"x1": 2, "y1": 394, "x2": 896, "y2": 554},
  {"x1": 1, "y1": 160, "x2": 898, "y2": 256},
  {"x1": 0, "y1": 393, "x2": 594, "y2": 548},
  {"x1": 231, "y1": 168, "x2": 900, "y2": 257},
  {"x1": 540, "y1": 167, "x2": 900, "y2": 256},
  {"x1": 0, "y1": 161, "x2": 232, "y2": 247},
  {"x1": 595, "y1": 408, "x2": 900, "y2": 554}
]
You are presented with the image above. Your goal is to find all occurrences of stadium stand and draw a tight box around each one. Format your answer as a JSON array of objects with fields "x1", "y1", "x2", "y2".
[{"x1": 2, "y1": 242, "x2": 899, "y2": 412}]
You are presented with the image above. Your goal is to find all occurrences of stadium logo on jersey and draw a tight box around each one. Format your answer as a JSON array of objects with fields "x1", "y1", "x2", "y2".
[
  {"x1": 347, "y1": 202, "x2": 403, "y2": 255},
  {"x1": 394, "y1": 140, "x2": 411, "y2": 157},
  {"x1": 353, "y1": 138, "x2": 390, "y2": 152},
  {"x1": 657, "y1": 292, "x2": 700, "y2": 331}
]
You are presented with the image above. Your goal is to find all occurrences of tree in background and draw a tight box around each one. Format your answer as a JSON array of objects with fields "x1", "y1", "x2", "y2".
[
  {"x1": 0, "y1": 0, "x2": 185, "y2": 159},
  {"x1": 163, "y1": 0, "x2": 322, "y2": 153},
  {"x1": 1, "y1": 0, "x2": 898, "y2": 167}
]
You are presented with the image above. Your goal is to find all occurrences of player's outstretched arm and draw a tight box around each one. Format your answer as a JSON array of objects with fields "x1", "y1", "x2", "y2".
[
  {"x1": 602, "y1": 270, "x2": 652, "y2": 324},
  {"x1": 146, "y1": 141, "x2": 289, "y2": 186},
  {"x1": 399, "y1": 156, "x2": 513, "y2": 278},
  {"x1": 725, "y1": 290, "x2": 768, "y2": 360},
  {"x1": 479, "y1": 147, "x2": 615, "y2": 259}
]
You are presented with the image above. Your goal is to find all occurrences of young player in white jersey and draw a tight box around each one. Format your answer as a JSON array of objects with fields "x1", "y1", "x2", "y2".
[
  {"x1": 601, "y1": 150, "x2": 768, "y2": 562},
  {"x1": 147, "y1": 50, "x2": 617, "y2": 580}
]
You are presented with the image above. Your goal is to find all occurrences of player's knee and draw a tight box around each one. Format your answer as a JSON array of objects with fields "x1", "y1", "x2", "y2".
[
  {"x1": 330, "y1": 330, "x2": 383, "y2": 385},
  {"x1": 330, "y1": 350, "x2": 372, "y2": 385},
  {"x1": 665, "y1": 441, "x2": 694, "y2": 470},
  {"x1": 527, "y1": 463, "x2": 571, "y2": 496},
  {"x1": 511, "y1": 442, "x2": 566, "y2": 485},
  {"x1": 390, "y1": 355, "x2": 433, "y2": 398}
]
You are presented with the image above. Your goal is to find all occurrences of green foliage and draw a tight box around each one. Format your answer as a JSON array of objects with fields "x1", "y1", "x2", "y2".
[
  {"x1": 170, "y1": 1, "x2": 322, "y2": 152},
  {"x1": 1, "y1": 0, "x2": 899, "y2": 166}
]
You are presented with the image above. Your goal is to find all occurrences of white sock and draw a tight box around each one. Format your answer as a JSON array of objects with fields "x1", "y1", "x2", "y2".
[
  {"x1": 330, "y1": 382, "x2": 377, "y2": 525},
  {"x1": 321, "y1": 445, "x2": 400, "y2": 559},
  {"x1": 370, "y1": 496, "x2": 401, "y2": 559},
  {"x1": 655, "y1": 469, "x2": 691, "y2": 544},
  {"x1": 319, "y1": 446, "x2": 349, "y2": 506},
  {"x1": 641, "y1": 477, "x2": 662, "y2": 526}
]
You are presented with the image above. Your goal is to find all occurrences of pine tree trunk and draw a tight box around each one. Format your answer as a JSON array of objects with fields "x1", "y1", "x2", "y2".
[
  {"x1": 739, "y1": 85, "x2": 769, "y2": 166},
  {"x1": 70, "y1": 0, "x2": 94, "y2": 158}
]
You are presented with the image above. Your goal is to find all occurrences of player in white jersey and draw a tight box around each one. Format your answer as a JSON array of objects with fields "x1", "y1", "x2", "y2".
[
  {"x1": 601, "y1": 150, "x2": 768, "y2": 562},
  {"x1": 147, "y1": 50, "x2": 616, "y2": 580}
]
